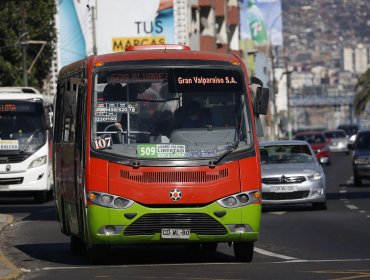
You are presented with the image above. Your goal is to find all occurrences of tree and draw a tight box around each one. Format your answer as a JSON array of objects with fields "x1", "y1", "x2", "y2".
[
  {"x1": 354, "y1": 69, "x2": 370, "y2": 117},
  {"x1": 0, "y1": 0, "x2": 56, "y2": 90}
]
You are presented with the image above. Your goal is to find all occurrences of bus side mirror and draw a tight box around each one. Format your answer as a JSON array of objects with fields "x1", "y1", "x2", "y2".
[
  {"x1": 254, "y1": 87, "x2": 269, "y2": 115},
  {"x1": 48, "y1": 112, "x2": 54, "y2": 128}
]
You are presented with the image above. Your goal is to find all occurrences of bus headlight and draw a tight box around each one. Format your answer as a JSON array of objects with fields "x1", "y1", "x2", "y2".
[
  {"x1": 87, "y1": 191, "x2": 134, "y2": 209},
  {"x1": 28, "y1": 156, "x2": 47, "y2": 169},
  {"x1": 217, "y1": 190, "x2": 260, "y2": 208}
]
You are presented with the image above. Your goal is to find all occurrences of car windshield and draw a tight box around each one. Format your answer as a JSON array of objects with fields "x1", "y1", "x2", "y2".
[
  {"x1": 0, "y1": 102, "x2": 47, "y2": 153},
  {"x1": 295, "y1": 133, "x2": 325, "y2": 143},
  {"x1": 91, "y1": 66, "x2": 253, "y2": 160},
  {"x1": 324, "y1": 131, "x2": 347, "y2": 138},
  {"x1": 260, "y1": 144, "x2": 315, "y2": 164},
  {"x1": 356, "y1": 133, "x2": 370, "y2": 149}
]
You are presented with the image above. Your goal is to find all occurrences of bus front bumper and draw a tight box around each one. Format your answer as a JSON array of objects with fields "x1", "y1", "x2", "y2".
[{"x1": 86, "y1": 202, "x2": 261, "y2": 245}]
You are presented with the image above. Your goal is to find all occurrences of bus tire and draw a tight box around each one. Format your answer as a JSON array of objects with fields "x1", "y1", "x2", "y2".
[
  {"x1": 202, "y1": 243, "x2": 218, "y2": 252},
  {"x1": 233, "y1": 241, "x2": 254, "y2": 262},
  {"x1": 34, "y1": 191, "x2": 47, "y2": 203},
  {"x1": 87, "y1": 245, "x2": 110, "y2": 265},
  {"x1": 60, "y1": 197, "x2": 69, "y2": 235},
  {"x1": 70, "y1": 234, "x2": 85, "y2": 255}
]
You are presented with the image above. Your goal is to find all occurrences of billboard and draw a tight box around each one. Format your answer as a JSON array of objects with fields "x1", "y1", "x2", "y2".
[
  {"x1": 240, "y1": 0, "x2": 283, "y2": 46},
  {"x1": 58, "y1": 0, "x2": 175, "y2": 68}
]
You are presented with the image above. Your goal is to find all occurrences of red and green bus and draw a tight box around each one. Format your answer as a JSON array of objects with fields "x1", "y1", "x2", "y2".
[{"x1": 53, "y1": 44, "x2": 269, "y2": 263}]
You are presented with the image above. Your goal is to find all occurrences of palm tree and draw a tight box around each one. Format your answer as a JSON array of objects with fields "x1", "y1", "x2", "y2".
[{"x1": 354, "y1": 69, "x2": 370, "y2": 116}]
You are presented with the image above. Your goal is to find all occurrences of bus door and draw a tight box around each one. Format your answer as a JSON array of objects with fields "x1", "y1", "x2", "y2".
[{"x1": 59, "y1": 82, "x2": 79, "y2": 233}]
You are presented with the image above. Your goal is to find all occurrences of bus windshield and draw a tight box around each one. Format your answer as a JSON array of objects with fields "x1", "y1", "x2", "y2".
[
  {"x1": 0, "y1": 101, "x2": 47, "y2": 153},
  {"x1": 91, "y1": 66, "x2": 253, "y2": 159}
]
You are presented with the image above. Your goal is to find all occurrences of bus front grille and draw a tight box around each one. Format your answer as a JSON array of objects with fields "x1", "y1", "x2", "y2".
[
  {"x1": 0, "y1": 177, "x2": 24, "y2": 185},
  {"x1": 123, "y1": 213, "x2": 227, "y2": 236},
  {"x1": 0, "y1": 154, "x2": 29, "y2": 164},
  {"x1": 120, "y1": 169, "x2": 229, "y2": 183}
]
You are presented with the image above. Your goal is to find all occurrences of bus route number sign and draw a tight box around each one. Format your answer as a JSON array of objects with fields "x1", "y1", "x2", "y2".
[
  {"x1": 161, "y1": 228, "x2": 190, "y2": 239},
  {"x1": 93, "y1": 134, "x2": 113, "y2": 150}
]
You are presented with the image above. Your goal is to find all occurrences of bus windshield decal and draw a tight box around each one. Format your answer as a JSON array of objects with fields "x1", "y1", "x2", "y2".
[
  {"x1": 108, "y1": 72, "x2": 167, "y2": 83},
  {"x1": 96, "y1": 102, "x2": 138, "y2": 114},
  {"x1": 137, "y1": 144, "x2": 186, "y2": 158},
  {"x1": 0, "y1": 140, "x2": 19, "y2": 150},
  {"x1": 93, "y1": 134, "x2": 113, "y2": 150}
]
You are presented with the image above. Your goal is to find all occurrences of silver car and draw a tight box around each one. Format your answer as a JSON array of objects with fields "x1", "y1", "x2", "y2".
[
  {"x1": 323, "y1": 129, "x2": 349, "y2": 154},
  {"x1": 260, "y1": 140, "x2": 327, "y2": 210}
]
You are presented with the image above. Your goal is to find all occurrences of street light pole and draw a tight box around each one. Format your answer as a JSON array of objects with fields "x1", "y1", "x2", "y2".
[{"x1": 283, "y1": 52, "x2": 293, "y2": 140}]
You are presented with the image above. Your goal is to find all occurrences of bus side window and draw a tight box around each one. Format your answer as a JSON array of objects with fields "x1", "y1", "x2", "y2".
[{"x1": 62, "y1": 85, "x2": 77, "y2": 143}]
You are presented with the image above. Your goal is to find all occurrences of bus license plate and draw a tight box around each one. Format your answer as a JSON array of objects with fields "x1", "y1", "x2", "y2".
[
  {"x1": 161, "y1": 228, "x2": 190, "y2": 239},
  {"x1": 0, "y1": 185, "x2": 9, "y2": 190}
]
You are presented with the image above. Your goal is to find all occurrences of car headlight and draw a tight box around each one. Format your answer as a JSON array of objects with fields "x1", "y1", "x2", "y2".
[
  {"x1": 354, "y1": 157, "x2": 369, "y2": 165},
  {"x1": 28, "y1": 156, "x2": 47, "y2": 169},
  {"x1": 308, "y1": 173, "x2": 322, "y2": 181},
  {"x1": 217, "y1": 190, "x2": 260, "y2": 208},
  {"x1": 87, "y1": 192, "x2": 134, "y2": 209}
]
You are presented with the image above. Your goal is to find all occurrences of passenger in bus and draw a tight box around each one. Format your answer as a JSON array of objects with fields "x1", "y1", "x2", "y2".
[
  {"x1": 182, "y1": 101, "x2": 213, "y2": 128},
  {"x1": 102, "y1": 83, "x2": 124, "y2": 101}
]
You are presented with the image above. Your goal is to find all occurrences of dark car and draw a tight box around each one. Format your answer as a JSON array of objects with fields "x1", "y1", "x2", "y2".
[
  {"x1": 337, "y1": 124, "x2": 359, "y2": 137},
  {"x1": 294, "y1": 131, "x2": 331, "y2": 165},
  {"x1": 348, "y1": 129, "x2": 370, "y2": 186}
]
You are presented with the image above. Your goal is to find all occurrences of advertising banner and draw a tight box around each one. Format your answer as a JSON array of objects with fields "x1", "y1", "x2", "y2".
[
  {"x1": 58, "y1": 0, "x2": 174, "y2": 68},
  {"x1": 240, "y1": 0, "x2": 283, "y2": 46}
]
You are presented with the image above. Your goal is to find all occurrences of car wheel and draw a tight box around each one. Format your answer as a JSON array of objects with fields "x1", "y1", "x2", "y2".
[
  {"x1": 312, "y1": 202, "x2": 327, "y2": 210},
  {"x1": 233, "y1": 241, "x2": 254, "y2": 262},
  {"x1": 354, "y1": 174, "x2": 362, "y2": 186}
]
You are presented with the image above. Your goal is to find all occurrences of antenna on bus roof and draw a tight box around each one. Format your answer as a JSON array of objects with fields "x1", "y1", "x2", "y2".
[{"x1": 125, "y1": 44, "x2": 191, "y2": 51}]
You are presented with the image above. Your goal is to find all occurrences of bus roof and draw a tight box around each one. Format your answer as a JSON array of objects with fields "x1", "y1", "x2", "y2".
[
  {"x1": 0, "y1": 92, "x2": 52, "y2": 105},
  {"x1": 0, "y1": 87, "x2": 41, "y2": 94},
  {"x1": 59, "y1": 45, "x2": 242, "y2": 76}
]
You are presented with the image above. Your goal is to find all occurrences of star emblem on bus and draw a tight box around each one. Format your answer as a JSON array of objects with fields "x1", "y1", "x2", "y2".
[{"x1": 169, "y1": 189, "x2": 182, "y2": 201}]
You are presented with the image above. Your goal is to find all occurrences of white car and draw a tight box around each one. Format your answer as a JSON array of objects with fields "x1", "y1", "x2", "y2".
[{"x1": 260, "y1": 140, "x2": 327, "y2": 210}]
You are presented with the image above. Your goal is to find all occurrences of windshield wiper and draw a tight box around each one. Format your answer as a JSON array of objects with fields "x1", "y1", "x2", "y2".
[
  {"x1": 21, "y1": 129, "x2": 40, "y2": 152},
  {"x1": 210, "y1": 141, "x2": 239, "y2": 167}
]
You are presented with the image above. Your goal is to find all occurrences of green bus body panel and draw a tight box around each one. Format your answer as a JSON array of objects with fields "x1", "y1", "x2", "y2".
[{"x1": 86, "y1": 202, "x2": 260, "y2": 245}]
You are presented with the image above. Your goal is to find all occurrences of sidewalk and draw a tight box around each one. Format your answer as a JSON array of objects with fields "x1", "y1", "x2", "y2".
[{"x1": 0, "y1": 214, "x2": 22, "y2": 280}]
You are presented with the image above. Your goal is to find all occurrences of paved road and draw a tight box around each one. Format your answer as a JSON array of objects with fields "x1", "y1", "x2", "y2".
[{"x1": 1, "y1": 153, "x2": 370, "y2": 280}]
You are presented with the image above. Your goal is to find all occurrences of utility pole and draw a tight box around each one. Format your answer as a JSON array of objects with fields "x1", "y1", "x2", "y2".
[
  {"x1": 20, "y1": 1, "x2": 28, "y2": 86},
  {"x1": 91, "y1": 5, "x2": 97, "y2": 55},
  {"x1": 284, "y1": 53, "x2": 293, "y2": 140}
]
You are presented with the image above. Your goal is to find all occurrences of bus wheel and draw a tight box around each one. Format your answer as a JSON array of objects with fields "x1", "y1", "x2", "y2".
[
  {"x1": 34, "y1": 191, "x2": 47, "y2": 203},
  {"x1": 202, "y1": 243, "x2": 218, "y2": 252},
  {"x1": 70, "y1": 235, "x2": 85, "y2": 255},
  {"x1": 87, "y1": 245, "x2": 110, "y2": 265},
  {"x1": 233, "y1": 241, "x2": 254, "y2": 262}
]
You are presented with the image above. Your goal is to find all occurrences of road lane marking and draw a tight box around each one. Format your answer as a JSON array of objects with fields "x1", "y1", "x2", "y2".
[
  {"x1": 254, "y1": 247, "x2": 299, "y2": 261},
  {"x1": 36, "y1": 258, "x2": 370, "y2": 271},
  {"x1": 339, "y1": 190, "x2": 347, "y2": 193},
  {"x1": 346, "y1": 204, "x2": 359, "y2": 210},
  {"x1": 269, "y1": 212, "x2": 286, "y2": 215},
  {"x1": 309, "y1": 269, "x2": 370, "y2": 280}
]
